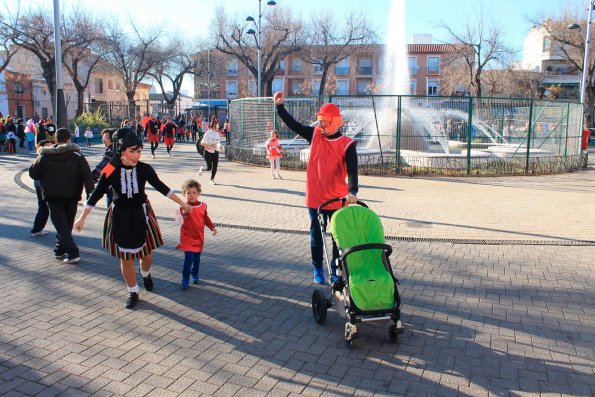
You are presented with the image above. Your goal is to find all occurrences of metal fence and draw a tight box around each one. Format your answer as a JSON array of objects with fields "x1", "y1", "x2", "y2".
[{"x1": 226, "y1": 95, "x2": 584, "y2": 176}]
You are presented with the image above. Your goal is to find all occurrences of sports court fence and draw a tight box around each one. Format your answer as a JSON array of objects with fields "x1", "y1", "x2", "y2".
[{"x1": 226, "y1": 95, "x2": 584, "y2": 176}]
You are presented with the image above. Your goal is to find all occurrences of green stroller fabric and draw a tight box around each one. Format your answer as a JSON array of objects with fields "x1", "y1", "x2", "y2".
[{"x1": 330, "y1": 206, "x2": 395, "y2": 311}]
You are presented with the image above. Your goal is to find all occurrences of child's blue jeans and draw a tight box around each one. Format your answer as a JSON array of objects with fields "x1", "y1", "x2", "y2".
[{"x1": 182, "y1": 251, "x2": 201, "y2": 280}]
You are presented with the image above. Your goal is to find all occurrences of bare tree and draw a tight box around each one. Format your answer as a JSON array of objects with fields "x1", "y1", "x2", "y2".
[
  {"x1": 62, "y1": 6, "x2": 109, "y2": 117},
  {"x1": 103, "y1": 21, "x2": 164, "y2": 118},
  {"x1": 0, "y1": 15, "x2": 18, "y2": 74},
  {"x1": 436, "y1": 6, "x2": 515, "y2": 97},
  {"x1": 529, "y1": 5, "x2": 594, "y2": 123},
  {"x1": 148, "y1": 37, "x2": 204, "y2": 114},
  {"x1": 301, "y1": 10, "x2": 377, "y2": 96},
  {"x1": 212, "y1": 5, "x2": 304, "y2": 96}
]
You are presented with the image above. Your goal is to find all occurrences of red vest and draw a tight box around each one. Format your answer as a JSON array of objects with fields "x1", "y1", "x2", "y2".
[{"x1": 306, "y1": 127, "x2": 355, "y2": 210}]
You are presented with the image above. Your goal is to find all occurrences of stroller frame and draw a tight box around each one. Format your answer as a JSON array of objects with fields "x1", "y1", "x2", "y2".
[{"x1": 312, "y1": 198, "x2": 404, "y2": 348}]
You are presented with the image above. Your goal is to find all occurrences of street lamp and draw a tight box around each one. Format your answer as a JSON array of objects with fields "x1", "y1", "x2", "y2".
[
  {"x1": 246, "y1": 0, "x2": 276, "y2": 97},
  {"x1": 568, "y1": 0, "x2": 595, "y2": 126}
]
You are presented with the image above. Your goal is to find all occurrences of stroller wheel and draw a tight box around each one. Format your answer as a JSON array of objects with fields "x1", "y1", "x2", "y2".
[
  {"x1": 388, "y1": 324, "x2": 398, "y2": 343},
  {"x1": 312, "y1": 289, "x2": 327, "y2": 324}
]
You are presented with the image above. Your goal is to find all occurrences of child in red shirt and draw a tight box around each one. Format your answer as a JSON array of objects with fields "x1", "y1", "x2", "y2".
[
  {"x1": 176, "y1": 179, "x2": 217, "y2": 289},
  {"x1": 266, "y1": 130, "x2": 286, "y2": 179}
]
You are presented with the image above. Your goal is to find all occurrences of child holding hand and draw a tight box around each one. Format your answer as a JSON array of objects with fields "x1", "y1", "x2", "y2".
[
  {"x1": 266, "y1": 130, "x2": 286, "y2": 179},
  {"x1": 176, "y1": 179, "x2": 217, "y2": 289}
]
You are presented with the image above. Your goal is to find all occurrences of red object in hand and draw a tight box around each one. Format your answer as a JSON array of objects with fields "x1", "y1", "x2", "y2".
[{"x1": 582, "y1": 128, "x2": 590, "y2": 150}]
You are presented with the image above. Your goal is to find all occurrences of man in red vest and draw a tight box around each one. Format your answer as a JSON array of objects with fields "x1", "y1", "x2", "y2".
[{"x1": 274, "y1": 91, "x2": 358, "y2": 284}]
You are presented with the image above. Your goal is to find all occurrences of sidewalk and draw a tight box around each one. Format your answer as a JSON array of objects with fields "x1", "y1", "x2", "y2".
[{"x1": 1, "y1": 143, "x2": 594, "y2": 396}]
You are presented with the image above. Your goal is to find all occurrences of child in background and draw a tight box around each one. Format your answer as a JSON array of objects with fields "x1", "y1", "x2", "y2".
[
  {"x1": 84, "y1": 126, "x2": 93, "y2": 147},
  {"x1": 176, "y1": 179, "x2": 217, "y2": 289},
  {"x1": 266, "y1": 130, "x2": 286, "y2": 179}
]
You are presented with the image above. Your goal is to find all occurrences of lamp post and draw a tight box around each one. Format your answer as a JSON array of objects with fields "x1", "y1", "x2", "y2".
[
  {"x1": 568, "y1": 0, "x2": 595, "y2": 126},
  {"x1": 246, "y1": 0, "x2": 276, "y2": 97}
]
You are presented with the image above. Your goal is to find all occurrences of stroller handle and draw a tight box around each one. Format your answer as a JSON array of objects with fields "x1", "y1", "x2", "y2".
[
  {"x1": 340, "y1": 243, "x2": 393, "y2": 261},
  {"x1": 317, "y1": 197, "x2": 368, "y2": 213}
]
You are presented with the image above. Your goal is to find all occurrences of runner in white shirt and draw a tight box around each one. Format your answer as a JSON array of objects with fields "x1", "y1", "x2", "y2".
[{"x1": 198, "y1": 121, "x2": 223, "y2": 185}]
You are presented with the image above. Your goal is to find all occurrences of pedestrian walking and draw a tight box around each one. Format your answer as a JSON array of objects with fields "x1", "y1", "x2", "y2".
[
  {"x1": 198, "y1": 121, "x2": 223, "y2": 185},
  {"x1": 84, "y1": 127, "x2": 93, "y2": 147},
  {"x1": 175, "y1": 179, "x2": 217, "y2": 289},
  {"x1": 266, "y1": 130, "x2": 286, "y2": 179},
  {"x1": 74, "y1": 132, "x2": 193, "y2": 309},
  {"x1": 274, "y1": 91, "x2": 359, "y2": 285},
  {"x1": 29, "y1": 128, "x2": 94, "y2": 264}
]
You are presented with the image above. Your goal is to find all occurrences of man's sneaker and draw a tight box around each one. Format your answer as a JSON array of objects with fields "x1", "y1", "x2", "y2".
[
  {"x1": 313, "y1": 267, "x2": 325, "y2": 284},
  {"x1": 192, "y1": 276, "x2": 199, "y2": 284},
  {"x1": 125, "y1": 292, "x2": 139, "y2": 309},
  {"x1": 55, "y1": 253, "x2": 66, "y2": 260},
  {"x1": 63, "y1": 257, "x2": 80, "y2": 264},
  {"x1": 151, "y1": 154, "x2": 155, "y2": 159},
  {"x1": 31, "y1": 230, "x2": 48, "y2": 237},
  {"x1": 210, "y1": 180, "x2": 216, "y2": 185},
  {"x1": 181, "y1": 278, "x2": 190, "y2": 289},
  {"x1": 139, "y1": 269, "x2": 154, "y2": 291},
  {"x1": 198, "y1": 166, "x2": 203, "y2": 176}
]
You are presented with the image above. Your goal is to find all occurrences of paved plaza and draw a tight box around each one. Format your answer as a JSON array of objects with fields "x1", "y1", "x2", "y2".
[{"x1": 1, "y1": 142, "x2": 594, "y2": 396}]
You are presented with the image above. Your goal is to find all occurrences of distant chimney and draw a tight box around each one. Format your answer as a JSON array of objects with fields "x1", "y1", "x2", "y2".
[{"x1": 411, "y1": 34, "x2": 433, "y2": 44}]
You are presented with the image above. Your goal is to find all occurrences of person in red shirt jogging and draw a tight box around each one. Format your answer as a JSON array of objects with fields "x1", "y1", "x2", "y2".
[{"x1": 274, "y1": 91, "x2": 358, "y2": 285}]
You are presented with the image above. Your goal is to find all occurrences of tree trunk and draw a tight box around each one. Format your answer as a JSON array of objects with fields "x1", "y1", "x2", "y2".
[
  {"x1": 127, "y1": 92, "x2": 136, "y2": 119},
  {"x1": 75, "y1": 86, "x2": 85, "y2": 117},
  {"x1": 318, "y1": 66, "x2": 329, "y2": 96}
]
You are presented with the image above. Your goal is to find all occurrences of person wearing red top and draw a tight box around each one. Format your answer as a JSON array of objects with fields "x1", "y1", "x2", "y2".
[
  {"x1": 265, "y1": 130, "x2": 286, "y2": 179},
  {"x1": 176, "y1": 179, "x2": 217, "y2": 289},
  {"x1": 160, "y1": 116, "x2": 177, "y2": 157},
  {"x1": 146, "y1": 116, "x2": 160, "y2": 158},
  {"x1": 274, "y1": 91, "x2": 358, "y2": 285}
]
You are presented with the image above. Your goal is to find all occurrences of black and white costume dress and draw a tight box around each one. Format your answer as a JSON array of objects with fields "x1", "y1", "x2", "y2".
[{"x1": 86, "y1": 161, "x2": 173, "y2": 259}]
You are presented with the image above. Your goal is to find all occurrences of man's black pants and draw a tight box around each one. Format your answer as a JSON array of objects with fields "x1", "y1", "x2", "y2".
[{"x1": 47, "y1": 199, "x2": 79, "y2": 258}]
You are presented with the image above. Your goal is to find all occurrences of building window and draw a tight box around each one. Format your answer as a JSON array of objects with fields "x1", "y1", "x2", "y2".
[
  {"x1": 313, "y1": 62, "x2": 323, "y2": 75},
  {"x1": 543, "y1": 37, "x2": 551, "y2": 51},
  {"x1": 41, "y1": 107, "x2": 48, "y2": 119},
  {"x1": 410, "y1": 79, "x2": 417, "y2": 95},
  {"x1": 356, "y1": 79, "x2": 372, "y2": 95},
  {"x1": 336, "y1": 79, "x2": 349, "y2": 95},
  {"x1": 335, "y1": 58, "x2": 350, "y2": 75},
  {"x1": 272, "y1": 78, "x2": 284, "y2": 93},
  {"x1": 14, "y1": 83, "x2": 24, "y2": 94},
  {"x1": 291, "y1": 80, "x2": 303, "y2": 95},
  {"x1": 226, "y1": 80, "x2": 238, "y2": 98},
  {"x1": 427, "y1": 57, "x2": 440, "y2": 73},
  {"x1": 427, "y1": 79, "x2": 440, "y2": 96},
  {"x1": 312, "y1": 79, "x2": 321, "y2": 95},
  {"x1": 357, "y1": 57, "x2": 373, "y2": 75},
  {"x1": 226, "y1": 61, "x2": 238, "y2": 77},
  {"x1": 408, "y1": 56, "x2": 418, "y2": 75},
  {"x1": 116, "y1": 82, "x2": 121, "y2": 90},
  {"x1": 248, "y1": 80, "x2": 257, "y2": 96},
  {"x1": 277, "y1": 60, "x2": 285, "y2": 72},
  {"x1": 108, "y1": 80, "x2": 113, "y2": 89},
  {"x1": 95, "y1": 78, "x2": 104, "y2": 94},
  {"x1": 291, "y1": 59, "x2": 303, "y2": 73}
]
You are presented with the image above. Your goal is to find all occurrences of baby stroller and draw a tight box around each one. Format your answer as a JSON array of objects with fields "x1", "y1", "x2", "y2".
[{"x1": 312, "y1": 198, "x2": 403, "y2": 347}]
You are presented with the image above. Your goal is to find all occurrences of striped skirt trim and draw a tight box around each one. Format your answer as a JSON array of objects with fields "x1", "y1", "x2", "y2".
[{"x1": 102, "y1": 201, "x2": 163, "y2": 260}]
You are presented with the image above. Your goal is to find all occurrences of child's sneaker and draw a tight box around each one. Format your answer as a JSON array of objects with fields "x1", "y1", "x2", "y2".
[
  {"x1": 313, "y1": 267, "x2": 325, "y2": 284},
  {"x1": 198, "y1": 166, "x2": 203, "y2": 176},
  {"x1": 192, "y1": 276, "x2": 199, "y2": 284},
  {"x1": 181, "y1": 278, "x2": 190, "y2": 289}
]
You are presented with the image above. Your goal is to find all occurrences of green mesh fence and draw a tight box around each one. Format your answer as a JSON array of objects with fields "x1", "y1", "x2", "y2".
[{"x1": 226, "y1": 95, "x2": 584, "y2": 176}]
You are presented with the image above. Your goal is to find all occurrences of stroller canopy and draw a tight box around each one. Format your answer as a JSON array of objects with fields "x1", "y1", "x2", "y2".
[{"x1": 330, "y1": 206, "x2": 395, "y2": 311}]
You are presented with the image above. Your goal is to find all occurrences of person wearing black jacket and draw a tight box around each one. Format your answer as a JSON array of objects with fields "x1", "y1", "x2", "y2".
[
  {"x1": 29, "y1": 128, "x2": 94, "y2": 264},
  {"x1": 16, "y1": 118, "x2": 25, "y2": 148}
]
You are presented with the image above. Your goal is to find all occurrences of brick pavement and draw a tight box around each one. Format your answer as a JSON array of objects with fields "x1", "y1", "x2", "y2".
[{"x1": 0, "y1": 142, "x2": 594, "y2": 396}]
